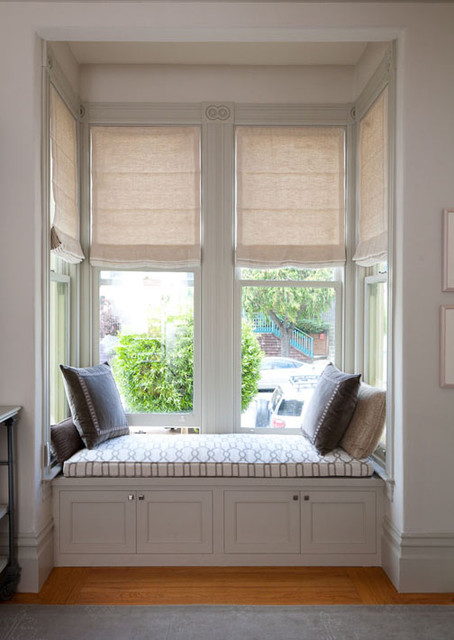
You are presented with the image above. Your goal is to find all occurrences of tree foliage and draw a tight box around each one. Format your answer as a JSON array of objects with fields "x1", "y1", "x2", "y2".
[
  {"x1": 242, "y1": 268, "x2": 334, "y2": 357},
  {"x1": 112, "y1": 316, "x2": 262, "y2": 414},
  {"x1": 241, "y1": 320, "x2": 263, "y2": 411}
]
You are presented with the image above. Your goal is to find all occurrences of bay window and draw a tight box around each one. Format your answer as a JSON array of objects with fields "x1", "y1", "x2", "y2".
[{"x1": 45, "y1": 51, "x2": 394, "y2": 462}]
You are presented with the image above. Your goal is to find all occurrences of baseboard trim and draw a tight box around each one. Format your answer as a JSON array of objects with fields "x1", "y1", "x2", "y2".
[
  {"x1": 382, "y1": 517, "x2": 454, "y2": 592},
  {"x1": 16, "y1": 517, "x2": 54, "y2": 593}
]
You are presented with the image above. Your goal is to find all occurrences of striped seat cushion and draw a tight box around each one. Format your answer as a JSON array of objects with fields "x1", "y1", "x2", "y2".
[{"x1": 63, "y1": 433, "x2": 374, "y2": 478}]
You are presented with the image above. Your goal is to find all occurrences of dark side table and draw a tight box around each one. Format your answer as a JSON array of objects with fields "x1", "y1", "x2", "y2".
[{"x1": 0, "y1": 406, "x2": 21, "y2": 600}]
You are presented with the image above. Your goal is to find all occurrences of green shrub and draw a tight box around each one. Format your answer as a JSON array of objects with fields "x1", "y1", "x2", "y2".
[
  {"x1": 241, "y1": 320, "x2": 263, "y2": 411},
  {"x1": 112, "y1": 317, "x2": 262, "y2": 415}
]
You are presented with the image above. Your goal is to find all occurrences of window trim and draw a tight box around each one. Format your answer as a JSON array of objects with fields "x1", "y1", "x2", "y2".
[
  {"x1": 79, "y1": 101, "x2": 353, "y2": 435},
  {"x1": 42, "y1": 43, "x2": 82, "y2": 478},
  {"x1": 354, "y1": 45, "x2": 395, "y2": 488}
]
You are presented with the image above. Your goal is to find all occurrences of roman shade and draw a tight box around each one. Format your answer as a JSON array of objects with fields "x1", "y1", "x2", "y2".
[
  {"x1": 354, "y1": 88, "x2": 389, "y2": 267},
  {"x1": 236, "y1": 126, "x2": 346, "y2": 268},
  {"x1": 50, "y1": 85, "x2": 85, "y2": 264},
  {"x1": 90, "y1": 126, "x2": 201, "y2": 268}
]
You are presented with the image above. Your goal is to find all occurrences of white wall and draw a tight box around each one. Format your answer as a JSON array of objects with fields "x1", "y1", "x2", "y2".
[
  {"x1": 50, "y1": 41, "x2": 80, "y2": 96},
  {"x1": 355, "y1": 42, "x2": 389, "y2": 96},
  {"x1": 80, "y1": 63, "x2": 355, "y2": 103},
  {"x1": 0, "y1": 1, "x2": 453, "y2": 592}
]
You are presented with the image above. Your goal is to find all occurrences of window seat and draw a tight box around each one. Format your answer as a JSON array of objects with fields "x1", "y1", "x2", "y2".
[{"x1": 63, "y1": 432, "x2": 374, "y2": 479}]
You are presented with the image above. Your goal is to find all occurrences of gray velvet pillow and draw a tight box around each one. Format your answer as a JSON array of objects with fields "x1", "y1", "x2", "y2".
[
  {"x1": 301, "y1": 363, "x2": 361, "y2": 455},
  {"x1": 50, "y1": 417, "x2": 85, "y2": 464},
  {"x1": 60, "y1": 362, "x2": 129, "y2": 449}
]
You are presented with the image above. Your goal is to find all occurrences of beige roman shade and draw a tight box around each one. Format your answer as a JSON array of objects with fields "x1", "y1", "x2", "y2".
[
  {"x1": 354, "y1": 88, "x2": 388, "y2": 267},
  {"x1": 90, "y1": 126, "x2": 201, "y2": 268},
  {"x1": 236, "y1": 126, "x2": 346, "y2": 268},
  {"x1": 50, "y1": 86, "x2": 85, "y2": 264}
]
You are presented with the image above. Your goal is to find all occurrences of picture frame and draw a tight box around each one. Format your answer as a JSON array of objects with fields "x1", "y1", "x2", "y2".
[
  {"x1": 442, "y1": 209, "x2": 454, "y2": 291},
  {"x1": 440, "y1": 305, "x2": 454, "y2": 388}
]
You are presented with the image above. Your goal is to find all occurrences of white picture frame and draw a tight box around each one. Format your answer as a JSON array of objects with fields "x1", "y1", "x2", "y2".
[
  {"x1": 440, "y1": 305, "x2": 454, "y2": 388},
  {"x1": 442, "y1": 209, "x2": 454, "y2": 291}
]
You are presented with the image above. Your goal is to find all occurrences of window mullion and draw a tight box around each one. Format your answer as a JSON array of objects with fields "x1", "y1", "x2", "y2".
[{"x1": 201, "y1": 113, "x2": 235, "y2": 434}]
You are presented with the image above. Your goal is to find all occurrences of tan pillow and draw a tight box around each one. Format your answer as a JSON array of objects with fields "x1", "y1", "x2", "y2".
[{"x1": 340, "y1": 382, "x2": 386, "y2": 458}]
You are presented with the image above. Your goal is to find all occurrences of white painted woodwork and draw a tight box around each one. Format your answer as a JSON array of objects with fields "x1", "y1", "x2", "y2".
[
  {"x1": 59, "y1": 490, "x2": 136, "y2": 554},
  {"x1": 137, "y1": 490, "x2": 213, "y2": 554},
  {"x1": 224, "y1": 490, "x2": 300, "y2": 554},
  {"x1": 301, "y1": 490, "x2": 376, "y2": 554},
  {"x1": 53, "y1": 476, "x2": 383, "y2": 566}
]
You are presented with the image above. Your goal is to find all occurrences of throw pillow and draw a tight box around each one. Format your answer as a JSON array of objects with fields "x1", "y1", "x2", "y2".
[
  {"x1": 340, "y1": 382, "x2": 386, "y2": 458},
  {"x1": 60, "y1": 362, "x2": 129, "y2": 449},
  {"x1": 50, "y1": 416, "x2": 85, "y2": 464},
  {"x1": 301, "y1": 363, "x2": 361, "y2": 455}
]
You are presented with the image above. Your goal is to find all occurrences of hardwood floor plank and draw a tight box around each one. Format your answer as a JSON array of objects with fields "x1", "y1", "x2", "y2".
[
  {"x1": 345, "y1": 567, "x2": 399, "y2": 604},
  {"x1": 10, "y1": 567, "x2": 454, "y2": 605}
]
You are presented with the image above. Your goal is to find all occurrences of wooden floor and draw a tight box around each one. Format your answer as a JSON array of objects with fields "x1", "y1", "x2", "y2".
[{"x1": 11, "y1": 567, "x2": 454, "y2": 605}]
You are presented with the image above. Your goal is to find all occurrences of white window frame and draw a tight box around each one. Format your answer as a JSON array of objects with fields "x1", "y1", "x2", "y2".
[
  {"x1": 82, "y1": 113, "x2": 204, "y2": 429},
  {"x1": 354, "y1": 46, "x2": 395, "y2": 490},
  {"x1": 91, "y1": 265, "x2": 202, "y2": 429},
  {"x1": 235, "y1": 276, "x2": 343, "y2": 434},
  {"x1": 77, "y1": 102, "x2": 354, "y2": 435},
  {"x1": 49, "y1": 271, "x2": 71, "y2": 421},
  {"x1": 42, "y1": 44, "x2": 82, "y2": 478},
  {"x1": 364, "y1": 271, "x2": 387, "y2": 463}
]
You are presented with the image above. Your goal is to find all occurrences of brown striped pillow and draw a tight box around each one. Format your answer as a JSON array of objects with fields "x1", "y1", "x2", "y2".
[{"x1": 50, "y1": 417, "x2": 85, "y2": 464}]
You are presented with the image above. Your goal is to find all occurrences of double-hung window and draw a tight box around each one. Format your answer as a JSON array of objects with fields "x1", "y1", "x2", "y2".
[
  {"x1": 45, "y1": 78, "x2": 85, "y2": 470},
  {"x1": 354, "y1": 82, "x2": 391, "y2": 467},
  {"x1": 235, "y1": 125, "x2": 346, "y2": 431},
  {"x1": 90, "y1": 125, "x2": 201, "y2": 429},
  {"x1": 46, "y1": 64, "x2": 392, "y2": 451}
]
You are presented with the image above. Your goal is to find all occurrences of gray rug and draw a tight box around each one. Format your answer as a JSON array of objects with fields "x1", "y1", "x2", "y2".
[{"x1": 0, "y1": 605, "x2": 453, "y2": 640}]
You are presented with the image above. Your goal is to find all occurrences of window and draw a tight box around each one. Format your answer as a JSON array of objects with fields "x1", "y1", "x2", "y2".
[
  {"x1": 235, "y1": 124, "x2": 345, "y2": 431},
  {"x1": 355, "y1": 73, "x2": 392, "y2": 467},
  {"x1": 97, "y1": 269, "x2": 199, "y2": 428},
  {"x1": 49, "y1": 271, "x2": 70, "y2": 426},
  {"x1": 81, "y1": 113, "x2": 351, "y2": 434},
  {"x1": 45, "y1": 75, "x2": 84, "y2": 472},
  {"x1": 239, "y1": 268, "x2": 341, "y2": 431},
  {"x1": 43, "y1": 67, "x2": 393, "y2": 445},
  {"x1": 90, "y1": 125, "x2": 201, "y2": 428},
  {"x1": 365, "y1": 268, "x2": 388, "y2": 454}
]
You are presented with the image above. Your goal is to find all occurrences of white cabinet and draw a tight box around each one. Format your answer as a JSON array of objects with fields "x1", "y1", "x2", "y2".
[
  {"x1": 58, "y1": 488, "x2": 213, "y2": 555},
  {"x1": 53, "y1": 478, "x2": 383, "y2": 565},
  {"x1": 301, "y1": 490, "x2": 377, "y2": 554},
  {"x1": 224, "y1": 490, "x2": 300, "y2": 554},
  {"x1": 137, "y1": 490, "x2": 213, "y2": 554},
  {"x1": 59, "y1": 490, "x2": 137, "y2": 554}
]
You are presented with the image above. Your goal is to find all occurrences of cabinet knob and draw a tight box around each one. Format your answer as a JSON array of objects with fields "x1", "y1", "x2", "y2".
[
  {"x1": 138, "y1": 494, "x2": 145, "y2": 501},
  {"x1": 293, "y1": 495, "x2": 299, "y2": 501},
  {"x1": 303, "y1": 495, "x2": 310, "y2": 501},
  {"x1": 128, "y1": 494, "x2": 135, "y2": 501}
]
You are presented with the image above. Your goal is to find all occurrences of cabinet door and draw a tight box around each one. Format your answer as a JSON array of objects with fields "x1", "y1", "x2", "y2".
[
  {"x1": 137, "y1": 490, "x2": 213, "y2": 554},
  {"x1": 224, "y1": 490, "x2": 300, "y2": 554},
  {"x1": 301, "y1": 490, "x2": 376, "y2": 554},
  {"x1": 59, "y1": 490, "x2": 136, "y2": 554}
]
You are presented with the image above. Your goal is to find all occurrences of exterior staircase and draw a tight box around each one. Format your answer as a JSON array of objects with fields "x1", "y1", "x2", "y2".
[{"x1": 250, "y1": 313, "x2": 314, "y2": 360}]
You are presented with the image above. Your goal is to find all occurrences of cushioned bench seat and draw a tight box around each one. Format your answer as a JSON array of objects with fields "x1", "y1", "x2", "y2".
[{"x1": 63, "y1": 433, "x2": 374, "y2": 478}]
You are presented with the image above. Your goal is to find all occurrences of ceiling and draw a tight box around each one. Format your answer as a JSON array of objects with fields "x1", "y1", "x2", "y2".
[{"x1": 68, "y1": 41, "x2": 370, "y2": 66}]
